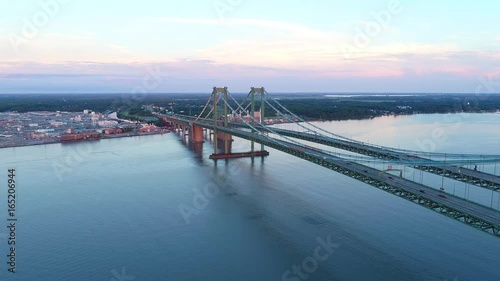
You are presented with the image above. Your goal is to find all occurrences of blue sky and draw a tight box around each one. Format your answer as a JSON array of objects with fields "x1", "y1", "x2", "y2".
[{"x1": 0, "y1": 0, "x2": 499, "y2": 93}]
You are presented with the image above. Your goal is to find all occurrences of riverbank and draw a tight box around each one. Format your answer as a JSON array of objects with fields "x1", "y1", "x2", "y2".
[{"x1": 0, "y1": 130, "x2": 171, "y2": 149}]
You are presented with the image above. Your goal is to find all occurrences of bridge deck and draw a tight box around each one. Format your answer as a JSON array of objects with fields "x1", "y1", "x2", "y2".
[
  {"x1": 269, "y1": 127, "x2": 500, "y2": 190},
  {"x1": 163, "y1": 115, "x2": 500, "y2": 237}
]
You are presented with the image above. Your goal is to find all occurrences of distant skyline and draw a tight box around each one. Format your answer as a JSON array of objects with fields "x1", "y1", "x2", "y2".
[{"x1": 1, "y1": 0, "x2": 499, "y2": 94}]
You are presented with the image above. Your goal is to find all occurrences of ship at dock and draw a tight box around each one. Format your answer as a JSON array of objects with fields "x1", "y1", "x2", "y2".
[{"x1": 60, "y1": 132, "x2": 101, "y2": 142}]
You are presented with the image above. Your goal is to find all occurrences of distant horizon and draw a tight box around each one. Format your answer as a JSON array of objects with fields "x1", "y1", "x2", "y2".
[{"x1": 1, "y1": 92, "x2": 500, "y2": 95}]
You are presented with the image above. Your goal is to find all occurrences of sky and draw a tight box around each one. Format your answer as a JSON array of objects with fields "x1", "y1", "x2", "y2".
[{"x1": 0, "y1": 0, "x2": 499, "y2": 94}]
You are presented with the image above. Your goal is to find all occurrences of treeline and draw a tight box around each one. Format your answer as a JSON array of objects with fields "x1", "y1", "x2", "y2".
[
  {"x1": 2, "y1": 93, "x2": 500, "y2": 121},
  {"x1": 117, "y1": 105, "x2": 155, "y2": 120},
  {"x1": 277, "y1": 95, "x2": 500, "y2": 120},
  {"x1": 0, "y1": 93, "x2": 212, "y2": 114},
  {"x1": 0, "y1": 94, "x2": 118, "y2": 113}
]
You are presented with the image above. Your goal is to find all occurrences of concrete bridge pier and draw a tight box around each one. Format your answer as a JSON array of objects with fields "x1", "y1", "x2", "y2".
[
  {"x1": 189, "y1": 124, "x2": 204, "y2": 143},
  {"x1": 216, "y1": 132, "x2": 233, "y2": 153},
  {"x1": 182, "y1": 125, "x2": 188, "y2": 139},
  {"x1": 191, "y1": 142, "x2": 203, "y2": 157}
]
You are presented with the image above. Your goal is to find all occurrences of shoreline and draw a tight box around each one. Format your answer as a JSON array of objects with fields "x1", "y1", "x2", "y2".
[
  {"x1": 309, "y1": 109, "x2": 500, "y2": 123},
  {"x1": 0, "y1": 130, "x2": 171, "y2": 150},
  {"x1": 2, "y1": 111, "x2": 499, "y2": 150}
]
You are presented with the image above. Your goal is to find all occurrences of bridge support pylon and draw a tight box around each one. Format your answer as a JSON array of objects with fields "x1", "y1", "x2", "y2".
[
  {"x1": 251, "y1": 87, "x2": 266, "y2": 152},
  {"x1": 189, "y1": 124, "x2": 204, "y2": 143}
]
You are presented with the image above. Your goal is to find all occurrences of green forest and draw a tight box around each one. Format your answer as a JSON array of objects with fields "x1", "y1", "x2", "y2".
[{"x1": 1, "y1": 93, "x2": 500, "y2": 121}]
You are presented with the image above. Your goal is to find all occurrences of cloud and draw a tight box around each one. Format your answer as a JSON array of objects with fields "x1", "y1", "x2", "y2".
[
  {"x1": 1, "y1": 52, "x2": 497, "y2": 94},
  {"x1": 192, "y1": 35, "x2": 500, "y2": 78},
  {"x1": 0, "y1": 33, "x2": 156, "y2": 63},
  {"x1": 1, "y1": 16, "x2": 499, "y2": 93}
]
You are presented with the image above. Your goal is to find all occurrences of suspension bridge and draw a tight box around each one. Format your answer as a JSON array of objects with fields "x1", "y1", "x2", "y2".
[{"x1": 159, "y1": 87, "x2": 500, "y2": 238}]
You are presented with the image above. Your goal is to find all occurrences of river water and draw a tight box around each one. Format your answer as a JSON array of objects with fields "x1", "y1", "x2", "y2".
[{"x1": 0, "y1": 113, "x2": 499, "y2": 281}]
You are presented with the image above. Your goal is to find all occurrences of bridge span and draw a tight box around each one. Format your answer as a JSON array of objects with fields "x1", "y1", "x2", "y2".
[
  {"x1": 162, "y1": 114, "x2": 500, "y2": 237},
  {"x1": 158, "y1": 87, "x2": 500, "y2": 237},
  {"x1": 262, "y1": 127, "x2": 500, "y2": 190}
]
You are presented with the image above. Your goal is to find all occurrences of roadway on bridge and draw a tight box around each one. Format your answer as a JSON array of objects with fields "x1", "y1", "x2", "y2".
[
  {"x1": 162, "y1": 114, "x2": 500, "y2": 236},
  {"x1": 196, "y1": 121, "x2": 500, "y2": 232},
  {"x1": 268, "y1": 127, "x2": 500, "y2": 190}
]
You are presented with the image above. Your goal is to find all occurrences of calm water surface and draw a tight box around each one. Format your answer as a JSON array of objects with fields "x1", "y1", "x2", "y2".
[{"x1": 0, "y1": 113, "x2": 499, "y2": 281}]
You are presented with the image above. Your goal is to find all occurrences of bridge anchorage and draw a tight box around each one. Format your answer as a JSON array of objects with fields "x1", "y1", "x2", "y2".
[{"x1": 160, "y1": 87, "x2": 500, "y2": 238}]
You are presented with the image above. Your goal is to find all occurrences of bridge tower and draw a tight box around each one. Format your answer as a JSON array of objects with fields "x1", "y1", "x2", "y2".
[
  {"x1": 208, "y1": 86, "x2": 269, "y2": 160},
  {"x1": 250, "y1": 87, "x2": 266, "y2": 152}
]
